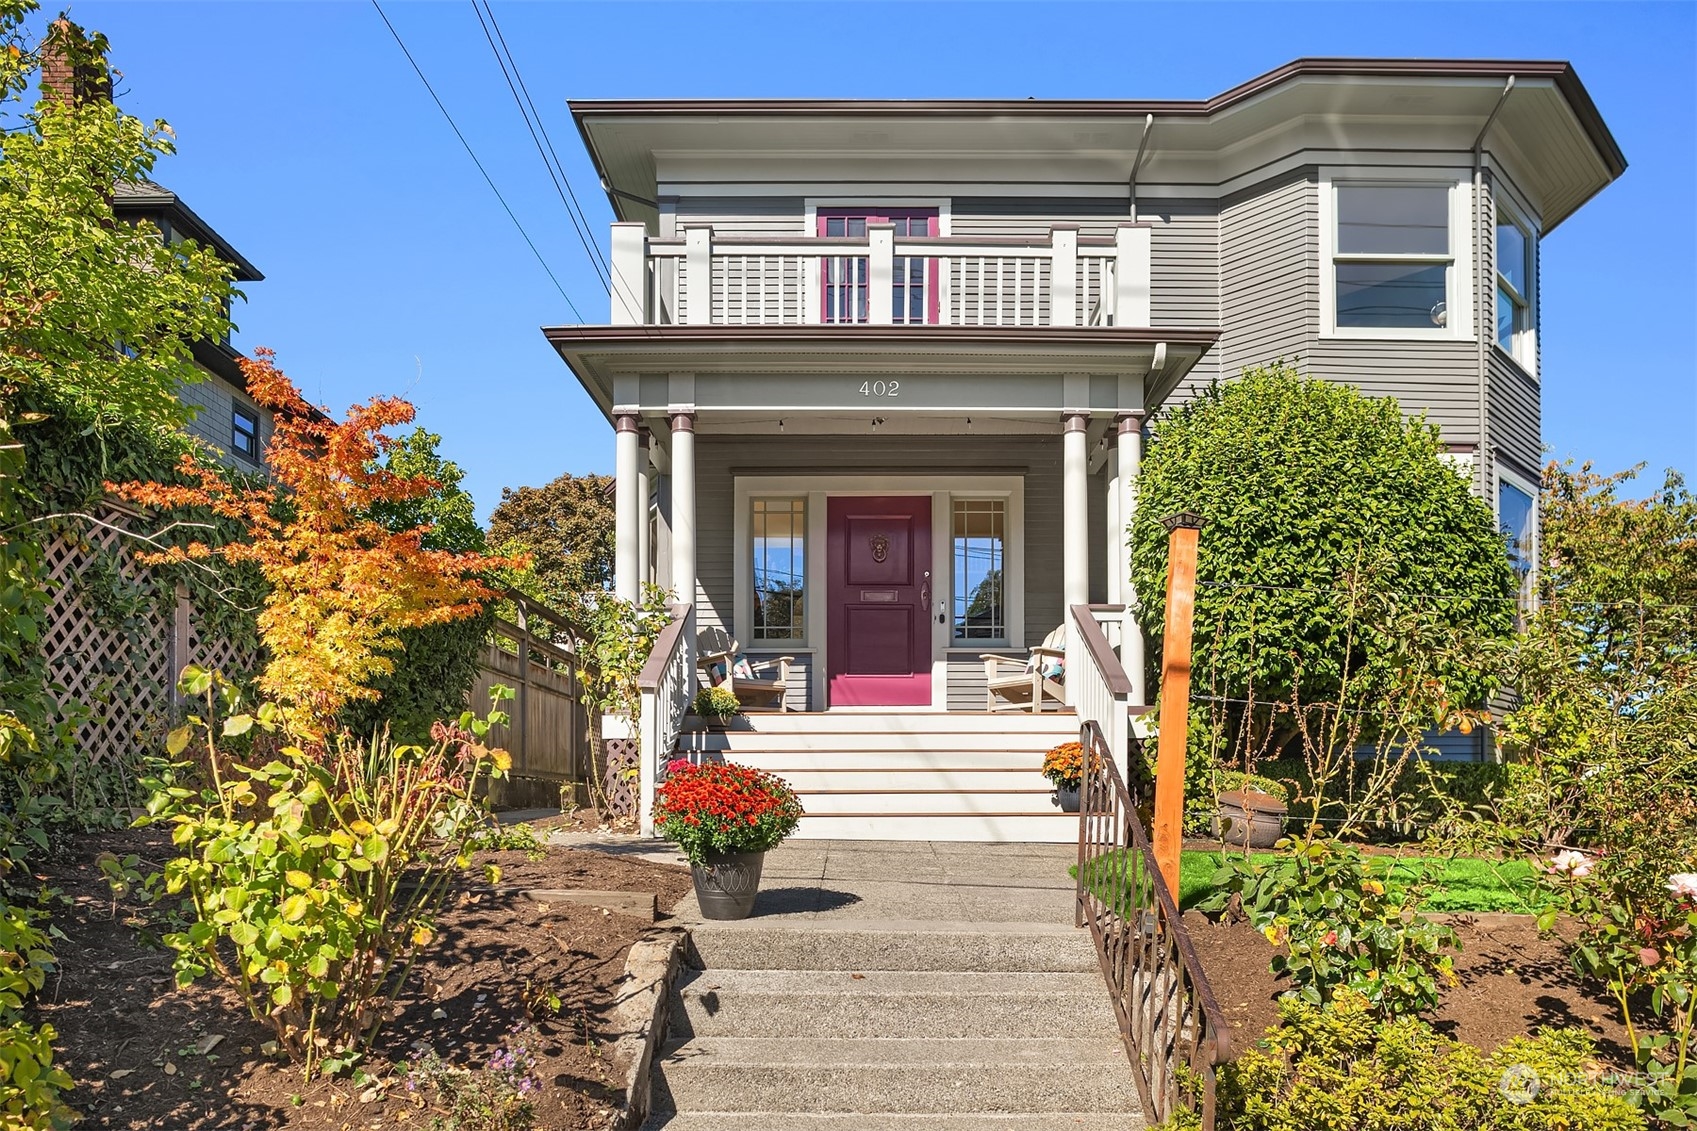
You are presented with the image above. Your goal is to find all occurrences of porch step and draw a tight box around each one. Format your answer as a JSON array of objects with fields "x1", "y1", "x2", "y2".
[
  {"x1": 686, "y1": 921, "x2": 1099, "y2": 974},
  {"x1": 677, "y1": 712, "x2": 1080, "y2": 842},
  {"x1": 644, "y1": 1114, "x2": 1135, "y2": 1130}
]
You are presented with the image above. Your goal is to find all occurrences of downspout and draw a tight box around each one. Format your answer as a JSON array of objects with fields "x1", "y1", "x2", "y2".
[
  {"x1": 1128, "y1": 113, "x2": 1154, "y2": 219},
  {"x1": 1472, "y1": 76, "x2": 1516, "y2": 498}
]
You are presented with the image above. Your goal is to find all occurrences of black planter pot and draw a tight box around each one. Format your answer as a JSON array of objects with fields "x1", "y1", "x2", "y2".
[
  {"x1": 691, "y1": 849, "x2": 766, "y2": 920},
  {"x1": 1054, "y1": 786, "x2": 1081, "y2": 813}
]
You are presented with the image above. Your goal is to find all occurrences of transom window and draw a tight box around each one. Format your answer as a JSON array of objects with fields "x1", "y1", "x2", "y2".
[
  {"x1": 1496, "y1": 206, "x2": 1535, "y2": 367},
  {"x1": 818, "y1": 208, "x2": 938, "y2": 325},
  {"x1": 752, "y1": 498, "x2": 806, "y2": 641},
  {"x1": 232, "y1": 404, "x2": 260, "y2": 461},
  {"x1": 952, "y1": 498, "x2": 1006, "y2": 643},
  {"x1": 1333, "y1": 183, "x2": 1454, "y2": 331}
]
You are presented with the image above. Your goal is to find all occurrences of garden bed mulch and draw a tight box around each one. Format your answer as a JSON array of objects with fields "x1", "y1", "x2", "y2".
[
  {"x1": 31, "y1": 827, "x2": 692, "y2": 1130},
  {"x1": 1183, "y1": 909, "x2": 1636, "y2": 1068}
]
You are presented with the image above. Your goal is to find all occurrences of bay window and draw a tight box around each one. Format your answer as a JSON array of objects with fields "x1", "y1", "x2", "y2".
[{"x1": 1497, "y1": 468, "x2": 1537, "y2": 612}]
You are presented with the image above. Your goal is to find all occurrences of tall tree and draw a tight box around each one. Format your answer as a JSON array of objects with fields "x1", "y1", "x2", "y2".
[{"x1": 488, "y1": 471, "x2": 615, "y2": 623}]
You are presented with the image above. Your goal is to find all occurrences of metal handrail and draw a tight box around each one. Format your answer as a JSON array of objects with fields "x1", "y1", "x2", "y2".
[{"x1": 1076, "y1": 718, "x2": 1233, "y2": 1130}]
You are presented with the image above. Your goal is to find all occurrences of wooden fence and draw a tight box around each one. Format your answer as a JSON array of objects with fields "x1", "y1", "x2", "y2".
[{"x1": 473, "y1": 594, "x2": 597, "y2": 810}]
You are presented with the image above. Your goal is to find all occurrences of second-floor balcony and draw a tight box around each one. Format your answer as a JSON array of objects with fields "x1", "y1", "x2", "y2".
[{"x1": 607, "y1": 222, "x2": 1152, "y2": 330}]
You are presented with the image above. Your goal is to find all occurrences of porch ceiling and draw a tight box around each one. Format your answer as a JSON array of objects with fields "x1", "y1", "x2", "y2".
[{"x1": 542, "y1": 324, "x2": 1218, "y2": 422}]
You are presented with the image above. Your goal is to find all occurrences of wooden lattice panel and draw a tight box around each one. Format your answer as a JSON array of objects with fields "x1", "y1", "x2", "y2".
[
  {"x1": 40, "y1": 509, "x2": 173, "y2": 768},
  {"x1": 601, "y1": 737, "x2": 638, "y2": 824},
  {"x1": 184, "y1": 603, "x2": 258, "y2": 686}
]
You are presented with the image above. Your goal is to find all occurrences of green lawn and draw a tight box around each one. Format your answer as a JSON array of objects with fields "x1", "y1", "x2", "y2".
[{"x1": 1077, "y1": 850, "x2": 1542, "y2": 914}]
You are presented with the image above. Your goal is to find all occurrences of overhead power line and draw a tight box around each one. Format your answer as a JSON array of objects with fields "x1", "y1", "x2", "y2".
[
  {"x1": 370, "y1": 0, "x2": 585, "y2": 322},
  {"x1": 470, "y1": 0, "x2": 610, "y2": 292}
]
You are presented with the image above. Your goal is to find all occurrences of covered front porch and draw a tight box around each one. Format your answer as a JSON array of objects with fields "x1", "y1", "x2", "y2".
[{"x1": 547, "y1": 325, "x2": 1215, "y2": 716}]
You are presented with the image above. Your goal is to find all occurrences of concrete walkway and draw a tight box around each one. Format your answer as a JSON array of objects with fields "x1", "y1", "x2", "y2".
[{"x1": 641, "y1": 839, "x2": 1145, "y2": 1129}]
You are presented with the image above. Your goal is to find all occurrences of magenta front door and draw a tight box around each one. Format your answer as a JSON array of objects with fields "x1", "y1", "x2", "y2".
[{"x1": 826, "y1": 496, "x2": 933, "y2": 707}]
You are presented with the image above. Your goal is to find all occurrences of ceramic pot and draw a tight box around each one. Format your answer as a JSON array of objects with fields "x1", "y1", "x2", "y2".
[
  {"x1": 691, "y1": 849, "x2": 765, "y2": 920},
  {"x1": 1212, "y1": 789, "x2": 1288, "y2": 850},
  {"x1": 1055, "y1": 786, "x2": 1081, "y2": 813}
]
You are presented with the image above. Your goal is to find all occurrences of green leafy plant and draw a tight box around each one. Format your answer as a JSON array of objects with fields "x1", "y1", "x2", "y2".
[
  {"x1": 140, "y1": 666, "x2": 515, "y2": 1078},
  {"x1": 466, "y1": 819, "x2": 547, "y2": 861},
  {"x1": 654, "y1": 759, "x2": 804, "y2": 868},
  {"x1": 1164, "y1": 988, "x2": 1645, "y2": 1131},
  {"x1": 1537, "y1": 814, "x2": 1697, "y2": 1125},
  {"x1": 692, "y1": 685, "x2": 740, "y2": 724},
  {"x1": 1199, "y1": 834, "x2": 1459, "y2": 1018},
  {"x1": 0, "y1": 901, "x2": 73, "y2": 1130}
]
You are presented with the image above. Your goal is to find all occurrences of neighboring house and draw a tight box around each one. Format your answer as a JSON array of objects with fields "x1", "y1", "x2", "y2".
[
  {"x1": 109, "y1": 180, "x2": 275, "y2": 470},
  {"x1": 38, "y1": 22, "x2": 276, "y2": 471},
  {"x1": 546, "y1": 58, "x2": 1624, "y2": 839}
]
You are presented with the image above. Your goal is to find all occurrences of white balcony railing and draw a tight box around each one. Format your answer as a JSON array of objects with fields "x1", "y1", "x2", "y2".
[{"x1": 608, "y1": 222, "x2": 1152, "y2": 329}]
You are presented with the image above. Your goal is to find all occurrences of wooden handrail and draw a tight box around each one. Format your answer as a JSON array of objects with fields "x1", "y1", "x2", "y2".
[
  {"x1": 1069, "y1": 603, "x2": 1134, "y2": 696},
  {"x1": 636, "y1": 604, "x2": 691, "y2": 691}
]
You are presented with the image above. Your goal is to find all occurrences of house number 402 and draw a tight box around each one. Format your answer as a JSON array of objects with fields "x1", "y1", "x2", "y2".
[{"x1": 859, "y1": 380, "x2": 900, "y2": 398}]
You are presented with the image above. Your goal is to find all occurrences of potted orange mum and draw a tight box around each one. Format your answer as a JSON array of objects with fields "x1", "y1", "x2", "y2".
[{"x1": 1041, "y1": 740, "x2": 1099, "y2": 813}]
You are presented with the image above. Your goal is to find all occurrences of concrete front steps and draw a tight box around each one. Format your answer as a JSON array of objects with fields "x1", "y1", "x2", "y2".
[
  {"x1": 642, "y1": 920, "x2": 1144, "y2": 1129},
  {"x1": 675, "y1": 711, "x2": 1082, "y2": 842}
]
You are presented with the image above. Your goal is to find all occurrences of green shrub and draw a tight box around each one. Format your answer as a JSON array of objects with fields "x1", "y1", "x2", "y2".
[
  {"x1": 141, "y1": 668, "x2": 515, "y2": 1078},
  {"x1": 1171, "y1": 989, "x2": 1646, "y2": 1131},
  {"x1": 0, "y1": 902, "x2": 73, "y2": 1129},
  {"x1": 1198, "y1": 834, "x2": 1458, "y2": 1018}
]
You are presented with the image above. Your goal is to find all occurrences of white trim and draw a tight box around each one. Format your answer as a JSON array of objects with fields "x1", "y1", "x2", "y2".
[
  {"x1": 1318, "y1": 166, "x2": 1475, "y2": 341},
  {"x1": 735, "y1": 473, "x2": 1024, "y2": 712},
  {"x1": 1491, "y1": 187, "x2": 1540, "y2": 379}
]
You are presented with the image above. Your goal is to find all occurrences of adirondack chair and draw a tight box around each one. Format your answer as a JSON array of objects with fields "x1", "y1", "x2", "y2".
[
  {"x1": 981, "y1": 625, "x2": 1068, "y2": 712},
  {"x1": 696, "y1": 627, "x2": 793, "y2": 713}
]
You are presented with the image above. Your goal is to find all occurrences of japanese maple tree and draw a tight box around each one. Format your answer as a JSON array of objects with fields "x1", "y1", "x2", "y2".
[{"x1": 111, "y1": 350, "x2": 522, "y2": 741}]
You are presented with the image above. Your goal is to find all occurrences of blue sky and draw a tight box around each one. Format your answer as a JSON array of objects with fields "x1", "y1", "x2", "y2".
[{"x1": 38, "y1": 1, "x2": 1696, "y2": 520}]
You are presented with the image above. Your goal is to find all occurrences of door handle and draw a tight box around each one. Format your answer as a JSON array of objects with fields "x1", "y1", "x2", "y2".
[{"x1": 919, "y1": 570, "x2": 930, "y2": 610}]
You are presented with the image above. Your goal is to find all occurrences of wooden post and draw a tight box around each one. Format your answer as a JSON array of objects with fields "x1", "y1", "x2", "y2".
[{"x1": 1153, "y1": 512, "x2": 1204, "y2": 900}]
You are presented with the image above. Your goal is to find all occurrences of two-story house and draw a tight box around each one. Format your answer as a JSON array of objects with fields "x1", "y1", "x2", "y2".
[{"x1": 546, "y1": 58, "x2": 1625, "y2": 840}]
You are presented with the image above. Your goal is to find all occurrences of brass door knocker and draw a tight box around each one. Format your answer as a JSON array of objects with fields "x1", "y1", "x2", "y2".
[{"x1": 870, "y1": 533, "x2": 890, "y2": 563}]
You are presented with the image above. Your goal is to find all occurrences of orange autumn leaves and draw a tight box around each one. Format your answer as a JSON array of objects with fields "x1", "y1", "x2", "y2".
[{"x1": 110, "y1": 349, "x2": 524, "y2": 741}]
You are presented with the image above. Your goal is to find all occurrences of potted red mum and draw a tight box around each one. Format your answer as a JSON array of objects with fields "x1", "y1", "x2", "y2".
[{"x1": 654, "y1": 759, "x2": 804, "y2": 919}]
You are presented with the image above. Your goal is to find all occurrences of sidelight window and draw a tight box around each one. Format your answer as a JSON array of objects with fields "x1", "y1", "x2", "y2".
[
  {"x1": 952, "y1": 498, "x2": 1006, "y2": 643},
  {"x1": 752, "y1": 498, "x2": 806, "y2": 641}
]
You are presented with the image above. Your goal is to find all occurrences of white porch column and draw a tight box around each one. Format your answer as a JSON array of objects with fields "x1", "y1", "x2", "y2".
[
  {"x1": 1049, "y1": 225, "x2": 1079, "y2": 327},
  {"x1": 1062, "y1": 412, "x2": 1091, "y2": 613},
  {"x1": 613, "y1": 413, "x2": 642, "y2": 602},
  {"x1": 669, "y1": 410, "x2": 697, "y2": 610},
  {"x1": 1114, "y1": 223, "x2": 1152, "y2": 328},
  {"x1": 683, "y1": 225, "x2": 712, "y2": 325},
  {"x1": 635, "y1": 427, "x2": 651, "y2": 589},
  {"x1": 1117, "y1": 411, "x2": 1147, "y2": 703},
  {"x1": 1105, "y1": 469, "x2": 1121, "y2": 605}
]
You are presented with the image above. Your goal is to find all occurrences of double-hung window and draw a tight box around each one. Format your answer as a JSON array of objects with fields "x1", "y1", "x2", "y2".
[
  {"x1": 1496, "y1": 205, "x2": 1535, "y2": 368},
  {"x1": 817, "y1": 208, "x2": 939, "y2": 325},
  {"x1": 1332, "y1": 183, "x2": 1455, "y2": 332}
]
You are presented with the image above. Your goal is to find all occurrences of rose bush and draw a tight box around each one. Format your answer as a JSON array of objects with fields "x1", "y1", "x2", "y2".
[{"x1": 654, "y1": 760, "x2": 803, "y2": 868}]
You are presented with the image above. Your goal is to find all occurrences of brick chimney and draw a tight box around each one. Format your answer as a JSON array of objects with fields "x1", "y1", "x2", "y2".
[{"x1": 39, "y1": 14, "x2": 110, "y2": 105}]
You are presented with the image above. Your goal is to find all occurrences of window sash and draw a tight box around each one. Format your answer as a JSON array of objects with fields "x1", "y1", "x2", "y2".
[
  {"x1": 1330, "y1": 184, "x2": 1456, "y2": 332},
  {"x1": 951, "y1": 498, "x2": 1006, "y2": 644}
]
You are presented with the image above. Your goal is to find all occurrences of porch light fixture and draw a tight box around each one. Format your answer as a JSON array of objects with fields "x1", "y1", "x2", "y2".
[{"x1": 871, "y1": 416, "x2": 886, "y2": 431}]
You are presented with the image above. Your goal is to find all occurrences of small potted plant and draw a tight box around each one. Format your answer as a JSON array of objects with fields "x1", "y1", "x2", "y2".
[
  {"x1": 1211, "y1": 771, "x2": 1289, "y2": 850},
  {"x1": 692, "y1": 685, "x2": 741, "y2": 730},
  {"x1": 654, "y1": 758, "x2": 804, "y2": 919},
  {"x1": 1041, "y1": 740, "x2": 1099, "y2": 813}
]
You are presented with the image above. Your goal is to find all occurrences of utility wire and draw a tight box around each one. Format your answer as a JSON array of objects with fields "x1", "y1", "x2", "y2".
[
  {"x1": 1196, "y1": 579, "x2": 1697, "y2": 613},
  {"x1": 470, "y1": 0, "x2": 609, "y2": 291},
  {"x1": 371, "y1": 0, "x2": 585, "y2": 323},
  {"x1": 480, "y1": 0, "x2": 610, "y2": 282}
]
